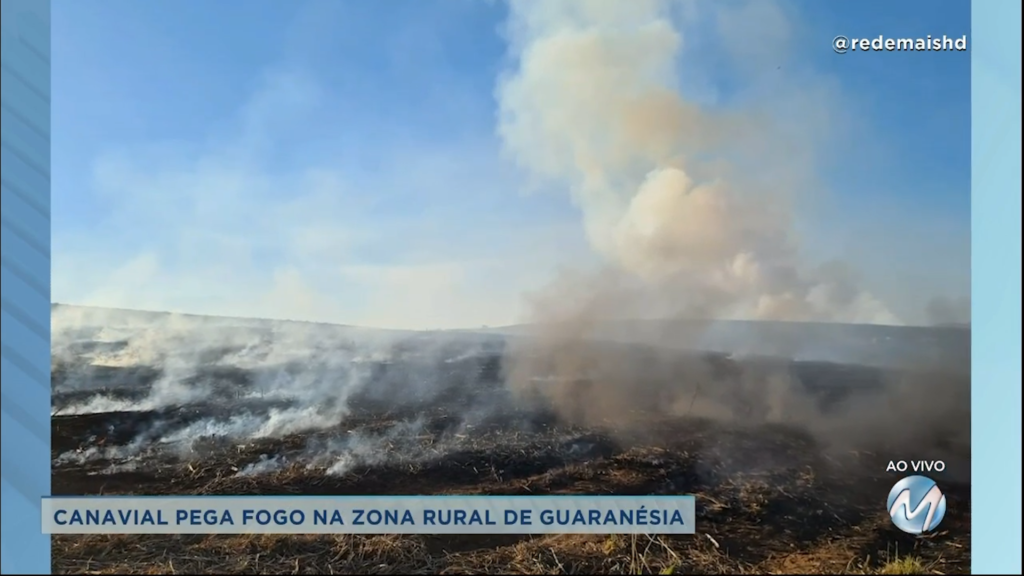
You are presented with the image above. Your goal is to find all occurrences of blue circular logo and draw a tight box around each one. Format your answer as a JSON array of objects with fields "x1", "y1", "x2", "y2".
[{"x1": 887, "y1": 475, "x2": 946, "y2": 534}]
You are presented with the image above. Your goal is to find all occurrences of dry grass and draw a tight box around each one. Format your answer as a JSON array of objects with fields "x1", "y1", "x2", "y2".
[
  {"x1": 51, "y1": 419, "x2": 971, "y2": 574},
  {"x1": 53, "y1": 530, "x2": 962, "y2": 575},
  {"x1": 878, "y1": 556, "x2": 930, "y2": 575}
]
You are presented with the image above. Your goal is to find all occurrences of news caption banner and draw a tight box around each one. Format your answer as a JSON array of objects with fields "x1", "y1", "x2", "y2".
[{"x1": 42, "y1": 495, "x2": 697, "y2": 535}]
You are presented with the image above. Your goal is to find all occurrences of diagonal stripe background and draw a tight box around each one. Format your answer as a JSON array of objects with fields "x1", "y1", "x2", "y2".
[
  {"x1": 971, "y1": 1, "x2": 1023, "y2": 574},
  {"x1": 1, "y1": 0, "x2": 51, "y2": 574}
]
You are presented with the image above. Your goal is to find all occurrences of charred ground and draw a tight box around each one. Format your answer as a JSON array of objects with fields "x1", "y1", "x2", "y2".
[{"x1": 51, "y1": 319, "x2": 970, "y2": 575}]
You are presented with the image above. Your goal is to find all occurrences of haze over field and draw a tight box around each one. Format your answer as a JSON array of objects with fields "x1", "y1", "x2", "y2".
[
  {"x1": 53, "y1": 303, "x2": 969, "y2": 372},
  {"x1": 51, "y1": 302, "x2": 970, "y2": 475}
]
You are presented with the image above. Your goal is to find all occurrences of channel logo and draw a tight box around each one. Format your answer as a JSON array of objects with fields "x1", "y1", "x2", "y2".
[{"x1": 887, "y1": 475, "x2": 946, "y2": 534}]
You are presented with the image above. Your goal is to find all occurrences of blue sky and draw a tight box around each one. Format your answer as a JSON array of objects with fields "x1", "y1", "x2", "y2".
[{"x1": 52, "y1": 0, "x2": 971, "y2": 329}]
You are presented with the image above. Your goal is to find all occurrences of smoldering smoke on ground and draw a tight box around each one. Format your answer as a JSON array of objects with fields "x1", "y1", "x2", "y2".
[{"x1": 51, "y1": 304, "x2": 970, "y2": 483}]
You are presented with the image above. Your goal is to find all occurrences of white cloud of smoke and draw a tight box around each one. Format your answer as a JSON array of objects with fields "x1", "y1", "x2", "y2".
[
  {"x1": 50, "y1": 305, "x2": 522, "y2": 476},
  {"x1": 496, "y1": 0, "x2": 899, "y2": 328},
  {"x1": 491, "y1": 0, "x2": 970, "y2": 454}
]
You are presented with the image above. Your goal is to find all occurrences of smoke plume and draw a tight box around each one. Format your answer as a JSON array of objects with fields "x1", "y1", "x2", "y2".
[
  {"x1": 496, "y1": 0, "x2": 896, "y2": 327},
  {"x1": 925, "y1": 295, "x2": 971, "y2": 327},
  {"x1": 490, "y1": 0, "x2": 961, "y2": 436}
]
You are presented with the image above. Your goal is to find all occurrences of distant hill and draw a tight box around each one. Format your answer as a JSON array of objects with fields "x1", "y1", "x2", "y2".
[
  {"x1": 482, "y1": 319, "x2": 970, "y2": 371},
  {"x1": 50, "y1": 303, "x2": 406, "y2": 333},
  {"x1": 51, "y1": 304, "x2": 969, "y2": 371}
]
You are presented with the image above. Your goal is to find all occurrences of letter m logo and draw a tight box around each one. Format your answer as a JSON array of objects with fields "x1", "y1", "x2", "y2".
[{"x1": 889, "y1": 485, "x2": 944, "y2": 531}]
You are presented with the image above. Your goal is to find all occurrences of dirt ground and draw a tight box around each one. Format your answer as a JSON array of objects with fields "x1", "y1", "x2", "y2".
[{"x1": 51, "y1": 404, "x2": 970, "y2": 574}]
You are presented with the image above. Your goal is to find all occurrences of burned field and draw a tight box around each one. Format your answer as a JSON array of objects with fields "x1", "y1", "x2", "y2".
[{"x1": 51, "y1": 312, "x2": 971, "y2": 574}]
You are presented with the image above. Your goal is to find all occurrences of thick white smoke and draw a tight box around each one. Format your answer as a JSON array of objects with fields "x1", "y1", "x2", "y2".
[
  {"x1": 50, "y1": 305, "x2": 515, "y2": 477},
  {"x1": 496, "y1": 0, "x2": 899, "y2": 325}
]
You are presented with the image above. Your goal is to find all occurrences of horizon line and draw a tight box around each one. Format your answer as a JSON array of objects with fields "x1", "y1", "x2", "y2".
[{"x1": 50, "y1": 302, "x2": 970, "y2": 333}]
